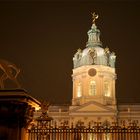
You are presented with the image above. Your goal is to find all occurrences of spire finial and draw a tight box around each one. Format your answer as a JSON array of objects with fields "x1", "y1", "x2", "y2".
[{"x1": 91, "y1": 12, "x2": 99, "y2": 25}]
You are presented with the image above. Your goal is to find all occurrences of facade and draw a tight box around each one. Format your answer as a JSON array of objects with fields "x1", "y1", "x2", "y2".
[{"x1": 35, "y1": 13, "x2": 140, "y2": 127}]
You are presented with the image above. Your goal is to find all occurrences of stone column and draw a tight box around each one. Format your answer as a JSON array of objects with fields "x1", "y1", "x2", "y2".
[{"x1": 0, "y1": 89, "x2": 40, "y2": 140}]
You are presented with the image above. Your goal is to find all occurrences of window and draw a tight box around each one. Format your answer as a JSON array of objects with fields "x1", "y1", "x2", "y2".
[
  {"x1": 88, "y1": 133, "x2": 97, "y2": 140},
  {"x1": 104, "y1": 133, "x2": 110, "y2": 140},
  {"x1": 77, "y1": 82, "x2": 82, "y2": 97},
  {"x1": 88, "y1": 133, "x2": 110, "y2": 140},
  {"x1": 104, "y1": 81, "x2": 111, "y2": 97},
  {"x1": 89, "y1": 80, "x2": 96, "y2": 96}
]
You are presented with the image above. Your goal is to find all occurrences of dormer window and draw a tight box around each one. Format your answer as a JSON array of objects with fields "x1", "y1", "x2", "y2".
[{"x1": 89, "y1": 80, "x2": 96, "y2": 96}]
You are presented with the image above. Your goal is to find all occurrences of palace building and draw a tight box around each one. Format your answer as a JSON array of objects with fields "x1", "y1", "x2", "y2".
[
  {"x1": 35, "y1": 13, "x2": 140, "y2": 127},
  {"x1": 1, "y1": 13, "x2": 140, "y2": 140}
]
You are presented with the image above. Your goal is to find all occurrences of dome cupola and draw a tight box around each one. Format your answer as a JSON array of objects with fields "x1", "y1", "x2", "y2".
[
  {"x1": 86, "y1": 12, "x2": 102, "y2": 47},
  {"x1": 73, "y1": 13, "x2": 116, "y2": 69},
  {"x1": 72, "y1": 13, "x2": 117, "y2": 107}
]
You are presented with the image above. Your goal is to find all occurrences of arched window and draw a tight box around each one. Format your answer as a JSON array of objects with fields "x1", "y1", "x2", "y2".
[
  {"x1": 89, "y1": 80, "x2": 96, "y2": 96},
  {"x1": 77, "y1": 82, "x2": 82, "y2": 97},
  {"x1": 104, "y1": 133, "x2": 110, "y2": 140},
  {"x1": 88, "y1": 133, "x2": 97, "y2": 140},
  {"x1": 104, "y1": 81, "x2": 111, "y2": 97}
]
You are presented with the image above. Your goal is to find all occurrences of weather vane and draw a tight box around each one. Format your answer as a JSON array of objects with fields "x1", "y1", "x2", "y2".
[{"x1": 91, "y1": 12, "x2": 99, "y2": 24}]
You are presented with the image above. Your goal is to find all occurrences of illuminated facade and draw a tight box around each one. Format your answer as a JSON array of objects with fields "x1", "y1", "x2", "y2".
[
  {"x1": 35, "y1": 13, "x2": 140, "y2": 127},
  {"x1": 69, "y1": 13, "x2": 117, "y2": 125}
]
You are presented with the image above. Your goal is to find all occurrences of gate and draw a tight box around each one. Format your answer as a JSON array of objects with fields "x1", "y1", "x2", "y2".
[
  {"x1": 28, "y1": 117, "x2": 140, "y2": 139},
  {"x1": 27, "y1": 103, "x2": 140, "y2": 140}
]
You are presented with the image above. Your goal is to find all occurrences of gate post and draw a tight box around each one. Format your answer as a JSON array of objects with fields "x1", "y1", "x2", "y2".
[{"x1": 0, "y1": 89, "x2": 40, "y2": 140}]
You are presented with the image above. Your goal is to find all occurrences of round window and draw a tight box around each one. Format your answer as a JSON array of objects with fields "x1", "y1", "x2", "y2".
[{"x1": 88, "y1": 68, "x2": 97, "y2": 77}]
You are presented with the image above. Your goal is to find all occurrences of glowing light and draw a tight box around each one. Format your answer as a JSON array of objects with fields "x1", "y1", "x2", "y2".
[
  {"x1": 104, "y1": 81, "x2": 111, "y2": 97},
  {"x1": 35, "y1": 105, "x2": 41, "y2": 111},
  {"x1": 89, "y1": 80, "x2": 96, "y2": 96},
  {"x1": 77, "y1": 82, "x2": 82, "y2": 97}
]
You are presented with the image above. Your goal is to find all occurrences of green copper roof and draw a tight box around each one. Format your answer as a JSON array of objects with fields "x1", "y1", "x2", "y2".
[{"x1": 73, "y1": 13, "x2": 116, "y2": 69}]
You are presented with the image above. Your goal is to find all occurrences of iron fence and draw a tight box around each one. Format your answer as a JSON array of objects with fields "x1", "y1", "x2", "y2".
[
  {"x1": 28, "y1": 121, "x2": 140, "y2": 140},
  {"x1": 28, "y1": 103, "x2": 140, "y2": 140}
]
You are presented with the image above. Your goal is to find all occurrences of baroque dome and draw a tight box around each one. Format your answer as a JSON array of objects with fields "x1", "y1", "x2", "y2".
[{"x1": 73, "y1": 15, "x2": 116, "y2": 69}]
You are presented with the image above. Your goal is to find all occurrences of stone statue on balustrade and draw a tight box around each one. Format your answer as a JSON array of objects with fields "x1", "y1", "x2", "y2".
[
  {"x1": 73, "y1": 48, "x2": 82, "y2": 68},
  {"x1": 104, "y1": 47, "x2": 110, "y2": 66},
  {"x1": 109, "y1": 52, "x2": 116, "y2": 68},
  {"x1": 104, "y1": 47, "x2": 116, "y2": 68},
  {"x1": 0, "y1": 59, "x2": 21, "y2": 89},
  {"x1": 88, "y1": 48, "x2": 97, "y2": 65}
]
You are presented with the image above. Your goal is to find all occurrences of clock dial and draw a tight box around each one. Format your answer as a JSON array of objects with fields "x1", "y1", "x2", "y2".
[{"x1": 88, "y1": 68, "x2": 97, "y2": 77}]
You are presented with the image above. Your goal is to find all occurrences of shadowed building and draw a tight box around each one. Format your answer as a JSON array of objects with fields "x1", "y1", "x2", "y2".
[
  {"x1": 0, "y1": 89, "x2": 40, "y2": 140},
  {"x1": 0, "y1": 61, "x2": 40, "y2": 140}
]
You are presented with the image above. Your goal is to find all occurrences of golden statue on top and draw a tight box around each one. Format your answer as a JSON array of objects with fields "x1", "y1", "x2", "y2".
[
  {"x1": 0, "y1": 59, "x2": 21, "y2": 89},
  {"x1": 92, "y1": 12, "x2": 99, "y2": 24}
]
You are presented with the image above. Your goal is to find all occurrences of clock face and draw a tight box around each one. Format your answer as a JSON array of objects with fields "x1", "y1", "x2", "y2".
[{"x1": 88, "y1": 68, "x2": 97, "y2": 77}]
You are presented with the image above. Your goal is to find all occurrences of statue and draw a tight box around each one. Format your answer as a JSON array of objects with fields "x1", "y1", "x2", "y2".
[
  {"x1": 104, "y1": 47, "x2": 110, "y2": 66},
  {"x1": 36, "y1": 101, "x2": 53, "y2": 126},
  {"x1": 109, "y1": 52, "x2": 116, "y2": 68},
  {"x1": 41, "y1": 101, "x2": 50, "y2": 115},
  {"x1": 104, "y1": 48, "x2": 116, "y2": 68},
  {"x1": 91, "y1": 12, "x2": 99, "y2": 24},
  {"x1": 73, "y1": 48, "x2": 82, "y2": 68},
  {"x1": 76, "y1": 48, "x2": 82, "y2": 60},
  {"x1": 0, "y1": 59, "x2": 20, "y2": 89},
  {"x1": 89, "y1": 48, "x2": 97, "y2": 64}
]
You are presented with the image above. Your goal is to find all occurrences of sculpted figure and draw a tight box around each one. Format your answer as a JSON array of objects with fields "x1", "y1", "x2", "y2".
[
  {"x1": 41, "y1": 101, "x2": 50, "y2": 114},
  {"x1": 0, "y1": 59, "x2": 20, "y2": 89},
  {"x1": 73, "y1": 49, "x2": 82, "y2": 68},
  {"x1": 109, "y1": 52, "x2": 116, "y2": 68},
  {"x1": 76, "y1": 48, "x2": 82, "y2": 60},
  {"x1": 89, "y1": 48, "x2": 97, "y2": 64},
  {"x1": 104, "y1": 47, "x2": 110, "y2": 66}
]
